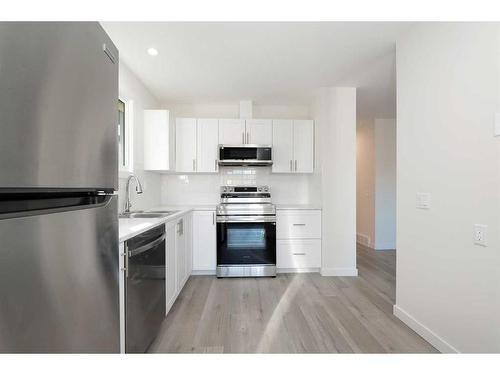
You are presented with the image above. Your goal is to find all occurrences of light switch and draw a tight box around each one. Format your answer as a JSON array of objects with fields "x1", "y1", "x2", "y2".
[
  {"x1": 474, "y1": 224, "x2": 488, "y2": 246},
  {"x1": 416, "y1": 193, "x2": 431, "y2": 209}
]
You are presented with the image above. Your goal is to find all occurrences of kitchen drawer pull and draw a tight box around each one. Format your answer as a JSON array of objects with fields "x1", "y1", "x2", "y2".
[
  {"x1": 293, "y1": 252, "x2": 306, "y2": 256},
  {"x1": 290, "y1": 160, "x2": 292, "y2": 172},
  {"x1": 292, "y1": 223, "x2": 306, "y2": 226},
  {"x1": 295, "y1": 160, "x2": 297, "y2": 171}
]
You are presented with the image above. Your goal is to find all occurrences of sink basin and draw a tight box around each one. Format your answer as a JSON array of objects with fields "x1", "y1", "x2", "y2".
[
  {"x1": 147, "y1": 210, "x2": 179, "y2": 215},
  {"x1": 119, "y1": 212, "x2": 169, "y2": 219},
  {"x1": 119, "y1": 210, "x2": 179, "y2": 219}
]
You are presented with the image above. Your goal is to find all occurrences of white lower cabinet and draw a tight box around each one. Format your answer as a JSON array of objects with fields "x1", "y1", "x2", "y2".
[
  {"x1": 166, "y1": 212, "x2": 193, "y2": 315},
  {"x1": 277, "y1": 240, "x2": 321, "y2": 269},
  {"x1": 165, "y1": 220, "x2": 177, "y2": 312},
  {"x1": 192, "y1": 210, "x2": 217, "y2": 273},
  {"x1": 276, "y1": 209, "x2": 322, "y2": 271}
]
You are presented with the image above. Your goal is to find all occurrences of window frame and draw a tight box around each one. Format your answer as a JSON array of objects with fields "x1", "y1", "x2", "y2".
[{"x1": 118, "y1": 94, "x2": 134, "y2": 179}]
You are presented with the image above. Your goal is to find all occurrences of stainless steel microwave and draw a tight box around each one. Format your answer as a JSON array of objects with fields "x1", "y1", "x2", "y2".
[{"x1": 218, "y1": 145, "x2": 272, "y2": 166}]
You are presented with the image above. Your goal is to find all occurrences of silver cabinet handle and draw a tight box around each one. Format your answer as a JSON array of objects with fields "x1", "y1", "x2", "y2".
[
  {"x1": 192, "y1": 159, "x2": 196, "y2": 171},
  {"x1": 212, "y1": 212, "x2": 215, "y2": 225},
  {"x1": 293, "y1": 252, "x2": 306, "y2": 256},
  {"x1": 293, "y1": 223, "x2": 306, "y2": 226},
  {"x1": 295, "y1": 160, "x2": 297, "y2": 171},
  {"x1": 215, "y1": 159, "x2": 218, "y2": 171},
  {"x1": 247, "y1": 132, "x2": 250, "y2": 144},
  {"x1": 290, "y1": 160, "x2": 292, "y2": 172}
]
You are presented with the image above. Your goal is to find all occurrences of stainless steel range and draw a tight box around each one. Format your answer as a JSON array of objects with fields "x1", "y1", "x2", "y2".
[{"x1": 216, "y1": 186, "x2": 276, "y2": 277}]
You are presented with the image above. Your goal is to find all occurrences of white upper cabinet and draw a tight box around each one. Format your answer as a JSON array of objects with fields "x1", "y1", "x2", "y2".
[
  {"x1": 196, "y1": 119, "x2": 219, "y2": 173},
  {"x1": 175, "y1": 118, "x2": 197, "y2": 172},
  {"x1": 293, "y1": 120, "x2": 314, "y2": 173},
  {"x1": 218, "y1": 119, "x2": 246, "y2": 145},
  {"x1": 144, "y1": 110, "x2": 174, "y2": 172},
  {"x1": 272, "y1": 120, "x2": 293, "y2": 173},
  {"x1": 246, "y1": 119, "x2": 272, "y2": 145},
  {"x1": 272, "y1": 119, "x2": 314, "y2": 173}
]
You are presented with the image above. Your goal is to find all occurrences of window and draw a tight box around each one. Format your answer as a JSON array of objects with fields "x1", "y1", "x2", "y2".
[
  {"x1": 118, "y1": 99, "x2": 126, "y2": 168},
  {"x1": 118, "y1": 97, "x2": 133, "y2": 177}
]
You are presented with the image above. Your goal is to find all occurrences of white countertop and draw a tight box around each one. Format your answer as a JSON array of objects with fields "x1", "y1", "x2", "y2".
[
  {"x1": 119, "y1": 204, "x2": 320, "y2": 242},
  {"x1": 119, "y1": 209, "x2": 192, "y2": 243}
]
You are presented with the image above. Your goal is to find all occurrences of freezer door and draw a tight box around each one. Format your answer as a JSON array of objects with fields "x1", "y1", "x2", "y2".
[
  {"x1": 0, "y1": 22, "x2": 118, "y2": 190},
  {"x1": 0, "y1": 195, "x2": 119, "y2": 353}
]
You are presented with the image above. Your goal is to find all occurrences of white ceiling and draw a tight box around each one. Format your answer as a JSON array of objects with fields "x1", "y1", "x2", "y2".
[{"x1": 102, "y1": 22, "x2": 410, "y2": 118}]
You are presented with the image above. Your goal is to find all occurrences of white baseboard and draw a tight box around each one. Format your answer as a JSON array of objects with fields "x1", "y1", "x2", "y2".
[
  {"x1": 277, "y1": 267, "x2": 320, "y2": 274},
  {"x1": 191, "y1": 270, "x2": 216, "y2": 276},
  {"x1": 393, "y1": 305, "x2": 459, "y2": 353},
  {"x1": 375, "y1": 242, "x2": 396, "y2": 250},
  {"x1": 320, "y1": 267, "x2": 358, "y2": 277},
  {"x1": 356, "y1": 233, "x2": 372, "y2": 247}
]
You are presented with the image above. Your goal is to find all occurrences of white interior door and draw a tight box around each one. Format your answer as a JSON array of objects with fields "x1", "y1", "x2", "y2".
[
  {"x1": 246, "y1": 119, "x2": 272, "y2": 145},
  {"x1": 218, "y1": 119, "x2": 245, "y2": 145},
  {"x1": 196, "y1": 119, "x2": 219, "y2": 173},
  {"x1": 272, "y1": 120, "x2": 293, "y2": 173},
  {"x1": 293, "y1": 120, "x2": 314, "y2": 173},
  {"x1": 175, "y1": 118, "x2": 197, "y2": 172}
]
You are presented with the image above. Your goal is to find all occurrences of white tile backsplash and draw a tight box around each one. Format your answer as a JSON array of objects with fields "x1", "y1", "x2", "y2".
[{"x1": 161, "y1": 166, "x2": 315, "y2": 205}]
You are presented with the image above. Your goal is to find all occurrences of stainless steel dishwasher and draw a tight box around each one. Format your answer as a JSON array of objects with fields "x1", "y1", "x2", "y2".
[{"x1": 124, "y1": 224, "x2": 166, "y2": 353}]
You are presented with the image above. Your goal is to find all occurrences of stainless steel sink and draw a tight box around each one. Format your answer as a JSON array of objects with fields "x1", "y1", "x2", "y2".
[
  {"x1": 147, "y1": 210, "x2": 179, "y2": 215},
  {"x1": 119, "y1": 212, "x2": 168, "y2": 219},
  {"x1": 119, "y1": 210, "x2": 179, "y2": 219}
]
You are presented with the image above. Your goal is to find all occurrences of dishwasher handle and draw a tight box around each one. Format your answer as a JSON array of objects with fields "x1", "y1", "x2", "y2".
[{"x1": 128, "y1": 233, "x2": 166, "y2": 258}]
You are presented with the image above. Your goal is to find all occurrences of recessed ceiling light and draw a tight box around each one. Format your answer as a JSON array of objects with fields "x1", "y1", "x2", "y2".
[{"x1": 147, "y1": 47, "x2": 159, "y2": 56}]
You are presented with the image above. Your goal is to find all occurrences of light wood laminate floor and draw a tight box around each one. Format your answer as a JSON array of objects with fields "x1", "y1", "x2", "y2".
[{"x1": 149, "y1": 245, "x2": 438, "y2": 353}]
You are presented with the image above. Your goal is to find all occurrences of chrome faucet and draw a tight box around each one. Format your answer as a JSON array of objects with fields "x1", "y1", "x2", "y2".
[{"x1": 124, "y1": 174, "x2": 143, "y2": 213}]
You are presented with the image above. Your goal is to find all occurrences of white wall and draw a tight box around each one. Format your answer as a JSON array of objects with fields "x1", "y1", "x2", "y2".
[
  {"x1": 160, "y1": 102, "x2": 318, "y2": 206},
  {"x1": 395, "y1": 23, "x2": 500, "y2": 353},
  {"x1": 356, "y1": 119, "x2": 376, "y2": 247},
  {"x1": 117, "y1": 63, "x2": 162, "y2": 211},
  {"x1": 314, "y1": 87, "x2": 358, "y2": 276},
  {"x1": 374, "y1": 118, "x2": 397, "y2": 250}
]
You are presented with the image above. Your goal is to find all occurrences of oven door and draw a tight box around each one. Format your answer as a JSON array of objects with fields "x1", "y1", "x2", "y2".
[{"x1": 217, "y1": 216, "x2": 276, "y2": 266}]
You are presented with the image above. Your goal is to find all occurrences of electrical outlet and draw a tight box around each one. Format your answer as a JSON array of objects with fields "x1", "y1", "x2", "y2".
[
  {"x1": 474, "y1": 224, "x2": 488, "y2": 246},
  {"x1": 416, "y1": 193, "x2": 431, "y2": 209}
]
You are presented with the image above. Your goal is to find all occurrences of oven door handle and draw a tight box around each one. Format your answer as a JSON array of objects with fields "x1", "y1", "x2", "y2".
[
  {"x1": 128, "y1": 233, "x2": 166, "y2": 257},
  {"x1": 216, "y1": 216, "x2": 276, "y2": 223}
]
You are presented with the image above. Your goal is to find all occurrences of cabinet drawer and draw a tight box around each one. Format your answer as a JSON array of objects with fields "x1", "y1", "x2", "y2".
[
  {"x1": 277, "y1": 240, "x2": 321, "y2": 269},
  {"x1": 276, "y1": 210, "x2": 321, "y2": 239}
]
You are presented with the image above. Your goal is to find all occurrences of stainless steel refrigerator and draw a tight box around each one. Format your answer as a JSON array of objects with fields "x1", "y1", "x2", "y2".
[{"x1": 0, "y1": 22, "x2": 120, "y2": 353}]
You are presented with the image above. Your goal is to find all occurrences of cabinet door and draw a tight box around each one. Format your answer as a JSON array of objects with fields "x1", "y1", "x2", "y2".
[
  {"x1": 184, "y1": 213, "x2": 193, "y2": 282},
  {"x1": 175, "y1": 118, "x2": 197, "y2": 172},
  {"x1": 218, "y1": 119, "x2": 246, "y2": 145},
  {"x1": 272, "y1": 120, "x2": 294, "y2": 173},
  {"x1": 175, "y1": 218, "x2": 186, "y2": 290},
  {"x1": 192, "y1": 211, "x2": 217, "y2": 272},
  {"x1": 165, "y1": 221, "x2": 177, "y2": 312},
  {"x1": 197, "y1": 119, "x2": 219, "y2": 173},
  {"x1": 144, "y1": 110, "x2": 171, "y2": 171},
  {"x1": 246, "y1": 119, "x2": 272, "y2": 145},
  {"x1": 293, "y1": 120, "x2": 314, "y2": 173}
]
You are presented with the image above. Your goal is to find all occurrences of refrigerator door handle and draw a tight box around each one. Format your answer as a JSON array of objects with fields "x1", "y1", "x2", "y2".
[{"x1": 0, "y1": 193, "x2": 115, "y2": 221}]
